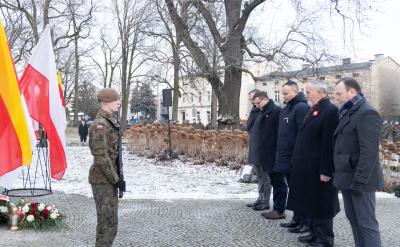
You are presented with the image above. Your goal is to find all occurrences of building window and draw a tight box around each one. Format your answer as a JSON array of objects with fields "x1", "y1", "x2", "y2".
[
  {"x1": 262, "y1": 82, "x2": 267, "y2": 86},
  {"x1": 352, "y1": 72, "x2": 359, "y2": 77},
  {"x1": 275, "y1": 81, "x2": 279, "y2": 86},
  {"x1": 303, "y1": 77, "x2": 308, "y2": 81},
  {"x1": 199, "y1": 92, "x2": 202, "y2": 103},
  {"x1": 274, "y1": 90, "x2": 280, "y2": 102},
  {"x1": 319, "y1": 76, "x2": 325, "y2": 80},
  {"x1": 191, "y1": 94, "x2": 194, "y2": 102},
  {"x1": 336, "y1": 75, "x2": 342, "y2": 79},
  {"x1": 207, "y1": 91, "x2": 211, "y2": 102},
  {"x1": 207, "y1": 111, "x2": 211, "y2": 123}
]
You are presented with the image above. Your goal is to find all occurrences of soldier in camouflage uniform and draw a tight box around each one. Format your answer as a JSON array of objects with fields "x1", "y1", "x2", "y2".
[{"x1": 89, "y1": 88, "x2": 125, "y2": 247}]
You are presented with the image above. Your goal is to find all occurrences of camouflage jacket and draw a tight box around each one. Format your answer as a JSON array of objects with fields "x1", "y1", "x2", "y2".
[{"x1": 88, "y1": 109, "x2": 120, "y2": 185}]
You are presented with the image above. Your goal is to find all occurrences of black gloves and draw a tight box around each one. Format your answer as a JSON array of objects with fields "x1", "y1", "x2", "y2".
[{"x1": 115, "y1": 179, "x2": 126, "y2": 192}]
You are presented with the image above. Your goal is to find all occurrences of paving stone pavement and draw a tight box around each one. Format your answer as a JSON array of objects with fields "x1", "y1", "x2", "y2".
[{"x1": 1, "y1": 192, "x2": 399, "y2": 247}]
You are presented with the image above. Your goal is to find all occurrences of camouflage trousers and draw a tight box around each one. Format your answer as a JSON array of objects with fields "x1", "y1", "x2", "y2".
[{"x1": 91, "y1": 184, "x2": 118, "y2": 247}]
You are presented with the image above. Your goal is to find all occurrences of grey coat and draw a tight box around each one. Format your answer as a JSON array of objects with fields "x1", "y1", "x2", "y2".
[{"x1": 333, "y1": 99, "x2": 384, "y2": 192}]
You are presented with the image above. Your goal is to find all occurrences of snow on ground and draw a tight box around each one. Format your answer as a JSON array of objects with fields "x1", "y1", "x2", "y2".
[
  {"x1": 50, "y1": 145, "x2": 259, "y2": 200},
  {"x1": 51, "y1": 145, "x2": 397, "y2": 200},
  {"x1": 6, "y1": 132, "x2": 396, "y2": 200}
]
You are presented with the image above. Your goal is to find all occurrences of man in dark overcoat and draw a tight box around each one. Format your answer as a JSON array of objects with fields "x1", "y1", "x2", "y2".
[
  {"x1": 250, "y1": 91, "x2": 281, "y2": 211},
  {"x1": 265, "y1": 80, "x2": 309, "y2": 223},
  {"x1": 79, "y1": 119, "x2": 89, "y2": 143},
  {"x1": 333, "y1": 77, "x2": 383, "y2": 247},
  {"x1": 245, "y1": 89, "x2": 262, "y2": 208},
  {"x1": 287, "y1": 80, "x2": 340, "y2": 247}
]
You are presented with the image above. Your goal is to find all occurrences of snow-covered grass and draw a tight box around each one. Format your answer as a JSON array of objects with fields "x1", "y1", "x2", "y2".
[
  {"x1": 51, "y1": 145, "x2": 396, "y2": 200},
  {"x1": 50, "y1": 145, "x2": 258, "y2": 200},
  {"x1": 4, "y1": 132, "x2": 396, "y2": 200}
]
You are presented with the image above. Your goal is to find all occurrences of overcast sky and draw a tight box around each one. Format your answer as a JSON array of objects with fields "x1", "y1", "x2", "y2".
[
  {"x1": 248, "y1": 0, "x2": 400, "y2": 66},
  {"x1": 349, "y1": 0, "x2": 400, "y2": 63}
]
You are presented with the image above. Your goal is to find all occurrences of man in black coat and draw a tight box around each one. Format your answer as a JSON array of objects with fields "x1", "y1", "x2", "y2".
[
  {"x1": 263, "y1": 80, "x2": 309, "y2": 221},
  {"x1": 249, "y1": 91, "x2": 281, "y2": 211},
  {"x1": 287, "y1": 80, "x2": 340, "y2": 247},
  {"x1": 245, "y1": 89, "x2": 262, "y2": 208},
  {"x1": 79, "y1": 119, "x2": 89, "y2": 143},
  {"x1": 333, "y1": 78, "x2": 383, "y2": 247}
]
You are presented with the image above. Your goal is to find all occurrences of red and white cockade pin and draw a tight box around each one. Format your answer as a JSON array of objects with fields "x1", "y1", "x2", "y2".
[{"x1": 312, "y1": 110, "x2": 319, "y2": 117}]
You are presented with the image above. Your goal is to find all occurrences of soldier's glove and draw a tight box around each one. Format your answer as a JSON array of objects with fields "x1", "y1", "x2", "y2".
[{"x1": 115, "y1": 179, "x2": 126, "y2": 192}]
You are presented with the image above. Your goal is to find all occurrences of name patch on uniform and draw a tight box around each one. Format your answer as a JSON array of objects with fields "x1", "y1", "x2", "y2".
[{"x1": 95, "y1": 124, "x2": 104, "y2": 131}]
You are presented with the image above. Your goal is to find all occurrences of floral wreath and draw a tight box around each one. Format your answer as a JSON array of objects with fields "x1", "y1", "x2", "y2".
[{"x1": 0, "y1": 195, "x2": 65, "y2": 230}]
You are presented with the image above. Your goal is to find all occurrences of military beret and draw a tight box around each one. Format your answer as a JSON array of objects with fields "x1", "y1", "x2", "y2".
[{"x1": 97, "y1": 88, "x2": 120, "y2": 102}]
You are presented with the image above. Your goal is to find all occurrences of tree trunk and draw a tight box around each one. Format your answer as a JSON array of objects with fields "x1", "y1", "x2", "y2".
[
  {"x1": 172, "y1": 49, "x2": 180, "y2": 121},
  {"x1": 218, "y1": 66, "x2": 241, "y2": 129},
  {"x1": 217, "y1": 32, "x2": 243, "y2": 128},
  {"x1": 120, "y1": 39, "x2": 128, "y2": 130},
  {"x1": 120, "y1": 89, "x2": 128, "y2": 130},
  {"x1": 211, "y1": 89, "x2": 218, "y2": 128},
  {"x1": 218, "y1": 68, "x2": 242, "y2": 128},
  {"x1": 73, "y1": 36, "x2": 80, "y2": 126}
]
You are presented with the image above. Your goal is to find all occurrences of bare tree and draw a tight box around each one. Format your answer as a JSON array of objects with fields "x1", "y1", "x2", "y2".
[
  {"x1": 61, "y1": 0, "x2": 95, "y2": 126},
  {"x1": 164, "y1": 0, "x2": 376, "y2": 128},
  {"x1": 56, "y1": 47, "x2": 76, "y2": 106},
  {"x1": 145, "y1": 0, "x2": 194, "y2": 121},
  {"x1": 164, "y1": 0, "x2": 267, "y2": 128},
  {"x1": 112, "y1": 0, "x2": 153, "y2": 130},
  {"x1": 0, "y1": 6, "x2": 35, "y2": 65},
  {"x1": 90, "y1": 30, "x2": 122, "y2": 88},
  {"x1": 0, "y1": 0, "x2": 50, "y2": 42},
  {"x1": 0, "y1": 0, "x2": 96, "y2": 126}
]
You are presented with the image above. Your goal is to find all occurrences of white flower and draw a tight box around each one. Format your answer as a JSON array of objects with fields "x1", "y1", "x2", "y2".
[
  {"x1": 50, "y1": 212, "x2": 59, "y2": 219},
  {"x1": 46, "y1": 206, "x2": 53, "y2": 211},
  {"x1": 38, "y1": 204, "x2": 45, "y2": 212},
  {"x1": 27, "y1": 215, "x2": 35, "y2": 222},
  {"x1": 22, "y1": 205, "x2": 30, "y2": 213},
  {"x1": 0, "y1": 206, "x2": 8, "y2": 213},
  {"x1": 53, "y1": 209, "x2": 59, "y2": 214}
]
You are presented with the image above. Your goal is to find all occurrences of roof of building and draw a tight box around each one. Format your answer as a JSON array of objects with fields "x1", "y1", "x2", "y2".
[{"x1": 260, "y1": 61, "x2": 372, "y2": 81}]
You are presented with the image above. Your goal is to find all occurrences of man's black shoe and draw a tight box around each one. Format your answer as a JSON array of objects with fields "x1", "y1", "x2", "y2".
[
  {"x1": 298, "y1": 234, "x2": 316, "y2": 243},
  {"x1": 252, "y1": 203, "x2": 270, "y2": 211},
  {"x1": 288, "y1": 224, "x2": 309, "y2": 233},
  {"x1": 246, "y1": 201, "x2": 261, "y2": 208},
  {"x1": 280, "y1": 220, "x2": 299, "y2": 228}
]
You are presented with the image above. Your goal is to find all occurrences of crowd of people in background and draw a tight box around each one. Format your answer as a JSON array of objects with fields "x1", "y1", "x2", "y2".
[{"x1": 246, "y1": 78, "x2": 383, "y2": 247}]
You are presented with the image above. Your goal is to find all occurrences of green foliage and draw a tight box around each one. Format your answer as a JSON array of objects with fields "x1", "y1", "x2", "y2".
[
  {"x1": 130, "y1": 83, "x2": 157, "y2": 119},
  {"x1": 78, "y1": 83, "x2": 99, "y2": 120}
]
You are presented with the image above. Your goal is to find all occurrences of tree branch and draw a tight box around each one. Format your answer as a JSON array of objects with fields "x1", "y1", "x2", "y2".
[
  {"x1": 192, "y1": 0, "x2": 223, "y2": 48},
  {"x1": 164, "y1": 0, "x2": 223, "y2": 94},
  {"x1": 233, "y1": 0, "x2": 265, "y2": 35}
]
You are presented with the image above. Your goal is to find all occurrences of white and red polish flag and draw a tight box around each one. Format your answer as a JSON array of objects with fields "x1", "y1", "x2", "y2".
[{"x1": 20, "y1": 26, "x2": 67, "y2": 180}]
